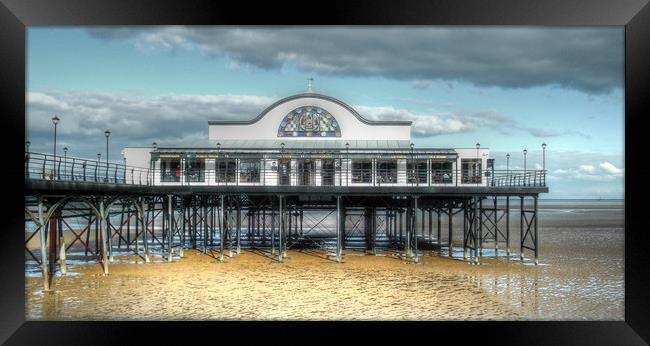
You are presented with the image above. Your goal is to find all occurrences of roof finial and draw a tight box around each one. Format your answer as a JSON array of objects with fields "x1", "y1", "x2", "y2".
[{"x1": 307, "y1": 77, "x2": 313, "y2": 93}]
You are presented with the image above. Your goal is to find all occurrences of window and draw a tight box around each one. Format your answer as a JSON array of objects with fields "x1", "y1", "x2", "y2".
[
  {"x1": 278, "y1": 159, "x2": 291, "y2": 185},
  {"x1": 431, "y1": 161, "x2": 453, "y2": 184},
  {"x1": 407, "y1": 160, "x2": 428, "y2": 184},
  {"x1": 321, "y1": 159, "x2": 335, "y2": 186},
  {"x1": 240, "y1": 159, "x2": 260, "y2": 183},
  {"x1": 185, "y1": 158, "x2": 205, "y2": 182},
  {"x1": 351, "y1": 160, "x2": 372, "y2": 183},
  {"x1": 461, "y1": 159, "x2": 482, "y2": 184},
  {"x1": 297, "y1": 160, "x2": 315, "y2": 186},
  {"x1": 160, "y1": 158, "x2": 181, "y2": 182},
  {"x1": 216, "y1": 159, "x2": 236, "y2": 183},
  {"x1": 377, "y1": 160, "x2": 397, "y2": 184}
]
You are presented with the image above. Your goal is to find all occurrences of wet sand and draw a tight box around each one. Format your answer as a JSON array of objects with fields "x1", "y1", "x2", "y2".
[
  {"x1": 25, "y1": 200, "x2": 625, "y2": 320},
  {"x1": 27, "y1": 250, "x2": 528, "y2": 320}
]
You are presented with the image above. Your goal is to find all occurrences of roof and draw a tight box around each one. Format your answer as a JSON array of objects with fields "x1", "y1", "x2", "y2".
[
  {"x1": 211, "y1": 139, "x2": 413, "y2": 149},
  {"x1": 207, "y1": 93, "x2": 412, "y2": 126}
]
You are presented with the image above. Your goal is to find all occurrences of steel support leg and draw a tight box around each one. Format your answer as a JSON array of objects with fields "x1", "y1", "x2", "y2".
[
  {"x1": 100, "y1": 198, "x2": 109, "y2": 274},
  {"x1": 220, "y1": 195, "x2": 225, "y2": 262},
  {"x1": 57, "y1": 210, "x2": 67, "y2": 275},
  {"x1": 336, "y1": 195, "x2": 342, "y2": 262},
  {"x1": 168, "y1": 195, "x2": 173, "y2": 262},
  {"x1": 38, "y1": 198, "x2": 49, "y2": 291},
  {"x1": 142, "y1": 198, "x2": 150, "y2": 263},
  {"x1": 534, "y1": 195, "x2": 539, "y2": 265},
  {"x1": 506, "y1": 196, "x2": 510, "y2": 258},
  {"x1": 520, "y1": 196, "x2": 525, "y2": 261},
  {"x1": 448, "y1": 205, "x2": 453, "y2": 257}
]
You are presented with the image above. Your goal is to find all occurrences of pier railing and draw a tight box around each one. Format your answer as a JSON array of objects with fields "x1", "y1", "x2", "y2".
[
  {"x1": 25, "y1": 151, "x2": 546, "y2": 188},
  {"x1": 25, "y1": 152, "x2": 152, "y2": 185}
]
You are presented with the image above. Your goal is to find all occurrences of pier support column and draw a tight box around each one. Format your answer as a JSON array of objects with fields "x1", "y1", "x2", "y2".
[
  {"x1": 473, "y1": 196, "x2": 479, "y2": 264},
  {"x1": 437, "y1": 208, "x2": 442, "y2": 250},
  {"x1": 372, "y1": 207, "x2": 377, "y2": 255},
  {"x1": 448, "y1": 204, "x2": 453, "y2": 257},
  {"x1": 478, "y1": 197, "x2": 483, "y2": 257},
  {"x1": 336, "y1": 195, "x2": 342, "y2": 262},
  {"x1": 463, "y1": 199, "x2": 468, "y2": 260},
  {"x1": 413, "y1": 196, "x2": 419, "y2": 263},
  {"x1": 422, "y1": 208, "x2": 430, "y2": 245},
  {"x1": 506, "y1": 196, "x2": 510, "y2": 258},
  {"x1": 494, "y1": 197, "x2": 499, "y2": 256},
  {"x1": 180, "y1": 197, "x2": 185, "y2": 258},
  {"x1": 142, "y1": 198, "x2": 150, "y2": 263},
  {"x1": 57, "y1": 209, "x2": 67, "y2": 275},
  {"x1": 278, "y1": 196, "x2": 284, "y2": 262},
  {"x1": 236, "y1": 201, "x2": 241, "y2": 255},
  {"x1": 219, "y1": 195, "x2": 225, "y2": 262},
  {"x1": 167, "y1": 194, "x2": 173, "y2": 262},
  {"x1": 520, "y1": 196, "x2": 525, "y2": 261},
  {"x1": 99, "y1": 198, "x2": 109, "y2": 274},
  {"x1": 203, "y1": 201, "x2": 208, "y2": 254},
  {"x1": 48, "y1": 212, "x2": 57, "y2": 276},
  {"x1": 38, "y1": 198, "x2": 50, "y2": 291},
  {"x1": 534, "y1": 195, "x2": 539, "y2": 265},
  {"x1": 271, "y1": 199, "x2": 276, "y2": 256}
]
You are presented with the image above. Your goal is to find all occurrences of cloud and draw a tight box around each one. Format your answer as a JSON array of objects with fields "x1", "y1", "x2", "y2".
[
  {"x1": 599, "y1": 161, "x2": 623, "y2": 175},
  {"x1": 26, "y1": 90, "x2": 274, "y2": 159},
  {"x1": 85, "y1": 27, "x2": 623, "y2": 94},
  {"x1": 411, "y1": 80, "x2": 432, "y2": 89},
  {"x1": 354, "y1": 105, "x2": 512, "y2": 137},
  {"x1": 578, "y1": 165, "x2": 597, "y2": 174}
]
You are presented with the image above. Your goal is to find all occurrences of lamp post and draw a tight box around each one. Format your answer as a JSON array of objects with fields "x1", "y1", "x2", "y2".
[
  {"x1": 542, "y1": 142, "x2": 547, "y2": 186},
  {"x1": 410, "y1": 143, "x2": 415, "y2": 185},
  {"x1": 104, "y1": 130, "x2": 111, "y2": 181},
  {"x1": 51, "y1": 116, "x2": 60, "y2": 179},
  {"x1": 476, "y1": 142, "x2": 480, "y2": 185},
  {"x1": 97, "y1": 153, "x2": 101, "y2": 182},
  {"x1": 63, "y1": 147, "x2": 68, "y2": 180},
  {"x1": 523, "y1": 149, "x2": 528, "y2": 186},
  {"x1": 345, "y1": 142, "x2": 349, "y2": 186},
  {"x1": 26, "y1": 140, "x2": 30, "y2": 152},
  {"x1": 506, "y1": 153, "x2": 510, "y2": 187}
]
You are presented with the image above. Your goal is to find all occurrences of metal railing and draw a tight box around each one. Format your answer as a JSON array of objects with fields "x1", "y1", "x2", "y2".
[
  {"x1": 25, "y1": 152, "x2": 547, "y2": 188},
  {"x1": 25, "y1": 152, "x2": 152, "y2": 185}
]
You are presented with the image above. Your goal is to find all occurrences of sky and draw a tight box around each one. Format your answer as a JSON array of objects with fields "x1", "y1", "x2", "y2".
[{"x1": 26, "y1": 26, "x2": 624, "y2": 199}]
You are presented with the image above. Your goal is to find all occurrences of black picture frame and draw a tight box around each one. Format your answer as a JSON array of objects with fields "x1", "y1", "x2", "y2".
[{"x1": 2, "y1": 0, "x2": 648, "y2": 344}]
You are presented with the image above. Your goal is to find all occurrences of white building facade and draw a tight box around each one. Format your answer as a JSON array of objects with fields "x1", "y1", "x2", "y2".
[{"x1": 123, "y1": 92, "x2": 492, "y2": 188}]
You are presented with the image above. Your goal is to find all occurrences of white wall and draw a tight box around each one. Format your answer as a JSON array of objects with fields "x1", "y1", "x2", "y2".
[{"x1": 209, "y1": 96, "x2": 411, "y2": 142}]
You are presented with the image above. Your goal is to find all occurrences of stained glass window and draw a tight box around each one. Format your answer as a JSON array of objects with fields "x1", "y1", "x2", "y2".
[{"x1": 277, "y1": 106, "x2": 341, "y2": 137}]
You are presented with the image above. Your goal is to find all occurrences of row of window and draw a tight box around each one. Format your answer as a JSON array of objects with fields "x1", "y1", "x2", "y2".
[{"x1": 158, "y1": 158, "x2": 483, "y2": 184}]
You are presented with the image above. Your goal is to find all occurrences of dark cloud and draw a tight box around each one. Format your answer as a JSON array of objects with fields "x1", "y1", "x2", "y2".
[
  {"x1": 86, "y1": 27, "x2": 623, "y2": 94},
  {"x1": 26, "y1": 91, "x2": 274, "y2": 160}
]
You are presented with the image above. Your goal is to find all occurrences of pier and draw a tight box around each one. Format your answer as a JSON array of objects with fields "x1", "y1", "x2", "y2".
[{"x1": 25, "y1": 149, "x2": 547, "y2": 291}]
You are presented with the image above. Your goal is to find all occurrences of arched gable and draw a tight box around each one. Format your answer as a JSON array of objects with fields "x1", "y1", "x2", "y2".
[{"x1": 277, "y1": 105, "x2": 341, "y2": 137}]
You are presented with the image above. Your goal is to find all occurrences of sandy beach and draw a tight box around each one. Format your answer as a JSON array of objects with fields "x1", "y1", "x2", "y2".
[{"x1": 25, "y1": 200, "x2": 624, "y2": 321}]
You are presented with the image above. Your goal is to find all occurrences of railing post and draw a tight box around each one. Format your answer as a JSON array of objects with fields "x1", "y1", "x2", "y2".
[
  {"x1": 131, "y1": 169, "x2": 134, "y2": 184},
  {"x1": 83, "y1": 161, "x2": 87, "y2": 181},
  {"x1": 57, "y1": 157, "x2": 61, "y2": 180}
]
